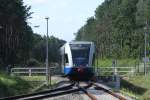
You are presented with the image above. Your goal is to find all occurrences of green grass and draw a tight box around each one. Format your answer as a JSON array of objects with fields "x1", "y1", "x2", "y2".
[
  {"x1": 20, "y1": 76, "x2": 57, "y2": 91},
  {"x1": 95, "y1": 58, "x2": 112, "y2": 67},
  {"x1": 0, "y1": 73, "x2": 58, "y2": 98},
  {"x1": 0, "y1": 72, "x2": 38, "y2": 98},
  {"x1": 120, "y1": 88, "x2": 137, "y2": 99},
  {"x1": 20, "y1": 76, "x2": 57, "y2": 84},
  {"x1": 21, "y1": 76, "x2": 46, "y2": 81},
  {"x1": 121, "y1": 74, "x2": 150, "y2": 100},
  {"x1": 95, "y1": 58, "x2": 139, "y2": 67},
  {"x1": 95, "y1": 58, "x2": 150, "y2": 99},
  {"x1": 95, "y1": 58, "x2": 140, "y2": 76}
]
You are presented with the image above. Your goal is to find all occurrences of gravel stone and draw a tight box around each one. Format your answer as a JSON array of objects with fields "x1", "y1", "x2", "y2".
[{"x1": 44, "y1": 92, "x2": 84, "y2": 100}]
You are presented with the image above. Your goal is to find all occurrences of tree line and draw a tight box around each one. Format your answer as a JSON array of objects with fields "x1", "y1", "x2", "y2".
[
  {"x1": 0, "y1": 0, "x2": 33, "y2": 68},
  {"x1": 0, "y1": 0, "x2": 66, "y2": 69},
  {"x1": 75, "y1": 0, "x2": 150, "y2": 59},
  {"x1": 30, "y1": 34, "x2": 66, "y2": 66}
]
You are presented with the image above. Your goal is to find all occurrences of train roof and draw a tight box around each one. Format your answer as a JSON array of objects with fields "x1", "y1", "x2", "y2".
[
  {"x1": 60, "y1": 41, "x2": 95, "y2": 55},
  {"x1": 69, "y1": 41, "x2": 94, "y2": 45},
  {"x1": 60, "y1": 41, "x2": 94, "y2": 51}
]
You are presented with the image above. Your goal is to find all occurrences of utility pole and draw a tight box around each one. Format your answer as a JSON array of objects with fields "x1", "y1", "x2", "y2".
[
  {"x1": 0, "y1": 25, "x2": 3, "y2": 29},
  {"x1": 144, "y1": 21, "x2": 149, "y2": 76},
  {"x1": 144, "y1": 27, "x2": 147, "y2": 76},
  {"x1": 45, "y1": 17, "x2": 49, "y2": 85}
]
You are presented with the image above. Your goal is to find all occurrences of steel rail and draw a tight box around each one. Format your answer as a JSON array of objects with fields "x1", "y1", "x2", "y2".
[
  {"x1": 92, "y1": 83, "x2": 126, "y2": 100},
  {"x1": 78, "y1": 84, "x2": 97, "y2": 100},
  {"x1": 22, "y1": 83, "x2": 93, "y2": 100},
  {"x1": 0, "y1": 81, "x2": 128, "y2": 100},
  {"x1": 0, "y1": 83, "x2": 75, "y2": 100},
  {"x1": 23, "y1": 88, "x2": 81, "y2": 100}
]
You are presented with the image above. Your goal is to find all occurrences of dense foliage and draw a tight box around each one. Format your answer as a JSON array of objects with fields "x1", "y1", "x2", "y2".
[
  {"x1": 31, "y1": 34, "x2": 66, "y2": 65},
  {"x1": 0, "y1": 0, "x2": 33, "y2": 68},
  {"x1": 0, "y1": 0, "x2": 66, "y2": 69},
  {"x1": 0, "y1": 72, "x2": 33, "y2": 97},
  {"x1": 75, "y1": 0, "x2": 150, "y2": 59}
]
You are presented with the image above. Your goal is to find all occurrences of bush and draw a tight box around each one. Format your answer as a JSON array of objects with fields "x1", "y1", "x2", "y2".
[
  {"x1": 0, "y1": 72, "x2": 32, "y2": 97},
  {"x1": 0, "y1": 58, "x2": 4, "y2": 70},
  {"x1": 26, "y1": 58, "x2": 41, "y2": 67}
]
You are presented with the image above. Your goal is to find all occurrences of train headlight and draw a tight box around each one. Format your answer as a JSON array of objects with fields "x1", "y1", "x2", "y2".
[{"x1": 77, "y1": 68, "x2": 84, "y2": 72}]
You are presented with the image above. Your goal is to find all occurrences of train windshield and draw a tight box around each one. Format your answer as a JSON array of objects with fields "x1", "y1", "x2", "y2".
[{"x1": 70, "y1": 44, "x2": 90, "y2": 67}]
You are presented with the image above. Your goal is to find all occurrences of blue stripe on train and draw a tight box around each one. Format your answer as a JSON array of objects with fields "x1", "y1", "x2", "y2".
[{"x1": 64, "y1": 67, "x2": 72, "y2": 74}]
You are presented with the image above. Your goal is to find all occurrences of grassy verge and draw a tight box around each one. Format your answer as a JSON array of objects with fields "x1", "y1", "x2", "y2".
[
  {"x1": 95, "y1": 58, "x2": 139, "y2": 67},
  {"x1": 121, "y1": 74, "x2": 150, "y2": 100},
  {"x1": 0, "y1": 72, "x2": 40, "y2": 98},
  {"x1": 95, "y1": 58, "x2": 139, "y2": 76},
  {"x1": 20, "y1": 76, "x2": 46, "y2": 81},
  {"x1": 20, "y1": 76, "x2": 57, "y2": 91},
  {"x1": 95, "y1": 58, "x2": 150, "y2": 99}
]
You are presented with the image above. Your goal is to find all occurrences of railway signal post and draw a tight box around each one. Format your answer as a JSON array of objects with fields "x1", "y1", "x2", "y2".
[
  {"x1": 144, "y1": 21, "x2": 150, "y2": 76},
  {"x1": 45, "y1": 17, "x2": 50, "y2": 86}
]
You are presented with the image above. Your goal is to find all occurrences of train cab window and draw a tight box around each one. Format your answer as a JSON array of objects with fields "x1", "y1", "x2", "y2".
[
  {"x1": 65, "y1": 54, "x2": 69, "y2": 63},
  {"x1": 71, "y1": 49, "x2": 90, "y2": 66},
  {"x1": 70, "y1": 44, "x2": 91, "y2": 67}
]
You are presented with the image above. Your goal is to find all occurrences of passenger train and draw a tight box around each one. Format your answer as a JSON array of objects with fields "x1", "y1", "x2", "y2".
[{"x1": 60, "y1": 41, "x2": 95, "y2": 81}]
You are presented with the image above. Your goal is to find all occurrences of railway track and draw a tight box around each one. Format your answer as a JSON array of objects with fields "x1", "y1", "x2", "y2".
[
  {"x1": 0, "y1": 81, "x2": 128, "y2": 100},
  {"x1": 0, "y1": 82, "x2": 75, "y2": 100},
  {"x1": 75, "y1": 82, "x2": 127, "y2": 100}
]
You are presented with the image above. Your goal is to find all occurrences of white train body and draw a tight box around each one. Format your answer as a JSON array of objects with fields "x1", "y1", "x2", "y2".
[{"x1": 60, "y1": 41, "x2": 95, "y2": 81}]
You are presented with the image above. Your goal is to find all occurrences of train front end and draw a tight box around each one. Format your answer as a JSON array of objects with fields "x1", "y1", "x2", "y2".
[{"x1": 67, "y1": 42, "x2": 95, "y2": 81}]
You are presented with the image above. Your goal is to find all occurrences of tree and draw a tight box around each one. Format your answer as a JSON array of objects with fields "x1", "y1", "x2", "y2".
[
  {"x1": 0, "y1": 0, "x2": 33, "y2": 68},
  {"x1": 31, "y1": 34, "x2": 66, "y2": 64},
  {"x1": 75, "y1": 0, "x2": 150, "y2": 59}
]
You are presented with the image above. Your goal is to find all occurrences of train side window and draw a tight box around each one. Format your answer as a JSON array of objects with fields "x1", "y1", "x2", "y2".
[{"x1": 65, "y1": 54, "x2": 69, "y2": 63}]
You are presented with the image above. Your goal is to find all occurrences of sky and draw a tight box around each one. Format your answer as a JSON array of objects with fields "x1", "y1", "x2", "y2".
[{"x1": 24, "y1": 0, "x2": 104, "y2": 42}]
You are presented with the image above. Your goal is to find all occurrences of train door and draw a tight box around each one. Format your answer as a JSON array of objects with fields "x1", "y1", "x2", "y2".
[
  {"x1": 60, "y1": 47, "x2": 65, "y2": 74},
  {"x1": 64, "y1": 54, "x2": 69, "y2": 66}
]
